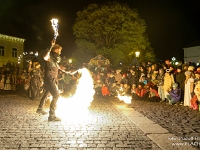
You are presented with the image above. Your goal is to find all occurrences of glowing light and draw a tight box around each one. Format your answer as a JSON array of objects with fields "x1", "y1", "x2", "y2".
[
  {"x1": 56, "y1": 68, "x2": 95, "y2": 122},
  {"x1": 135, "y1": 51, "x2": 140, "y2": 58},
  {"x1": 117, "y1": 93, "x2": 132, "y2": 104},
  {"x1": 35, "y1": 52, "x2": 38, "y2": 57},
  {"x1": 50, "y1": 18, "x2": 59, "y2": 40}
]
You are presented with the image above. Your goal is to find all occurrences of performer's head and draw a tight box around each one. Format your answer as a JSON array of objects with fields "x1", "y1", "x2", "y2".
[{"x1": 52, "y1": 44, "x2": 62, "y2": 55}]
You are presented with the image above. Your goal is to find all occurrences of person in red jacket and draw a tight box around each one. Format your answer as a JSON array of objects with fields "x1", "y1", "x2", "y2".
[
  {"x1": 102, "y1": 83, "x2": 110, "y2": 99},
  {"x1": 135, "y1": 83, "x2": 147, "y2": 100}
]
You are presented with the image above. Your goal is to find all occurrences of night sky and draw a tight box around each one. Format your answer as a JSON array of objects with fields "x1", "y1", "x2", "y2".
[{"x1": 0, "y1": 0, "x2": 200, "y2": 62}]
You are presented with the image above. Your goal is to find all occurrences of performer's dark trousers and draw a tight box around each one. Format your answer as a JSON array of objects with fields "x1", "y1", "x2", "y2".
[{"x1": 38, "y1": 77, "x2": 59, "y2": 117}]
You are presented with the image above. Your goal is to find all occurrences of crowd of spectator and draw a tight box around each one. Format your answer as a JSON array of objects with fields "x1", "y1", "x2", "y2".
[
  {"x1": 1, "y1": 59, "x2": 200, "y2": 112},
  {"x1": 91, "y1": 60, "x2": 200, "y2": 111}
]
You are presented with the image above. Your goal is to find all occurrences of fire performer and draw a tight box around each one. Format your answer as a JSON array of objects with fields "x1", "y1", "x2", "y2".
[
  {"x1": 36, "y1": 40, "x2": 66, "y2": 121},
  {"x1": 36, "y1": 18, "x2": 64, "y2": 121}
]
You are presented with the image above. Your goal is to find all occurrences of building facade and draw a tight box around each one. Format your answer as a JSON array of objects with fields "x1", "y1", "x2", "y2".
[
  {"x1": 0, "y1": 34, "x2": 25, "y2": 67},
  {"x1": 183, "y1": 46, "x2": 200, "y2": 64}
]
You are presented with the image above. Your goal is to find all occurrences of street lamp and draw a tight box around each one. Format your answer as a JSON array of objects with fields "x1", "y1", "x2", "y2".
[
  {"x1": 135, "y1": 51, "x2": 140, "y2": 68},
  {"x1": 172, "y1": 57, "x2": 176, "y2": 64},
  {"x1": 172, "y1": 57, "x2": 176, "y2": 61},
  {"x1": 69, "y1": 59, "x2": 72, "y2": 64},
  {"x1": 135, "y1": 51, "x2": 140, "y2": 58}
]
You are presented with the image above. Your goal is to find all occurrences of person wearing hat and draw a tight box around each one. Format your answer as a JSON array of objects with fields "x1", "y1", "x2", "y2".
[
  {"x1": 175, "y1": 66, "x2": 186, "y2": 105},
  {"x1": 166, "y1": 83, "x2": 181, "y2": 105}
]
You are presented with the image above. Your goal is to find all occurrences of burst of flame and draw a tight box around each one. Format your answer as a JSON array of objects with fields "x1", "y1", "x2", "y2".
[{"x1": 55, "y1": 68, "x2": 95, "y2": 122}]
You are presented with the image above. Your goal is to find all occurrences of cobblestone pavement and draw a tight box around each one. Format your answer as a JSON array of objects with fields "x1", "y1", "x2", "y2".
[
  {"x1": 0, "y1": 94, "x2": 161, "y2": 150},
  {"x1": 129, "y1": 99, "x2": 200, "y2": 149}
]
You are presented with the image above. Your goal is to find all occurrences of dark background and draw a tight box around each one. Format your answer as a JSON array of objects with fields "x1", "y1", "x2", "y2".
[{"x1": 0, "y1": 0, "x2": 200, "y2": 62}]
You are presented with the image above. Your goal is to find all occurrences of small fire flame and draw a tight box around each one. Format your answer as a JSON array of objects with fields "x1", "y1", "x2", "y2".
[
  {"x1": 50, "y1": 18, "x2": 59, "y2": 40},
  {"x1": 117, "y1": 93, "x2": 132, "y2": 104}
]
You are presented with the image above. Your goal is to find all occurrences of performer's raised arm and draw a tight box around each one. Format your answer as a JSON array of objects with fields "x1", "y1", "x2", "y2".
[{"x1": 43, "y1": 40, "x2": 56, "y2": 61}]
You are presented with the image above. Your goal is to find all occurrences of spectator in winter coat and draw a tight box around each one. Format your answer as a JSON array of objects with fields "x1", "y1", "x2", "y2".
[
  {"x1": 139, "y1": 75, "x2": 147, "y2": 85},
  {"x1": 166, "y1": 83, "x2": 181, "y2": 105},
  {"x1": 135, "y1": 83, "x2": 147, "y2": 100},
  {"x1": 157, "y1": 68, "x2": 165, "y2": 102},
  {"x1": 110, "y1": 83, "x2": 118, "y2": 97},
  {"x1": 127, "y1": 71, "x2": 138, "y2": 88},
  {"x1": 184, "y1": 70, "x2": 194, "y2": 107},
  {"x1": 102, "y1": 83, "x2": 109, "y2": 99},
  {"x1": 120, "y1": 74, "x2": 128, "y2": 85},
  {"x1": 193, "y1": 81, "x2": 200, "y2": 110},
  {"x1": 147, "y1": 86, "x2": 160, "y2": 102},
  {"x1": 194, "y1": 71, "x2": 200, "y2": 85},
  {"x1": 138, "y1": 66, "x2": 147, "y2": 78},
  {"x1": 163, "y1": 69, "x2": 174, "y2": 101},
  {"x1": 175, "y1": 66, "x2": 186, "y2": 104},
  {"x1": 107, "y1": 73, "x2": 115, "y2": 93},
  {"x1": 122, "y1": 83, "x2": 131, "y2": 96},
  {"x1": 114, "y1": 70, "x2": 122, "y2": 85},
  {"x1": 131, "y1": 84, "x2": 137, "y2": 100}
]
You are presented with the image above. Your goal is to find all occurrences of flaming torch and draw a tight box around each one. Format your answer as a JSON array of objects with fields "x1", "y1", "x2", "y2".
[{"x1": 50, "y1": 18, "x2": 59, "y2": 40}]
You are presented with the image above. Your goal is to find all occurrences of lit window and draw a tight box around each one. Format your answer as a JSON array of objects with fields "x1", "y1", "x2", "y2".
[
  {"x1": 12, "y1": 48, "x2": 17, "y2": 58},
  {"x1": 0, "y1": 46, "x2": 5, "y2": 56}
]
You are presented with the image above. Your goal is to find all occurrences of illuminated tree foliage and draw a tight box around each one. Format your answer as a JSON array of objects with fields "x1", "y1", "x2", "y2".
[{"x1": 73, "y1": 2, "x2": 155, "y2": 66}]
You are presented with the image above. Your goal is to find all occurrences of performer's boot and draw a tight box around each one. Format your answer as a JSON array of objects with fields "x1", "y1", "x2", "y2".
[
  {"x1": 36, "y1": 108, "x2": 48, "y2": 115},
  {"x1": 48, "y1": 116, "x2": 61, "y2": 122}
]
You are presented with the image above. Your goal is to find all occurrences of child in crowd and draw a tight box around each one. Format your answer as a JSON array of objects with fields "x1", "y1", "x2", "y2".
[
  {"x1": 102, "y1": 83, "x2": 109, "y2": 99},
  {"x1": 121, "y1": 83, "x2": 131, "y2": 96},
  {"x1": 4, "y1": 76, "x2": 11, "y2": 91},
  {"x1": 147, "y1": 86, "x2": 160, "y2": 102},
  {"x1": 163, "y1": 69, "x2": 174, "y2": 102},
  {"x1": 146, "y1": 73, "x2": 151, "y2": 83},
  {"x1": 121, "y1": 74, "x2": 128, "y2": 85},
  {"x1": 139, "y1": 75, "x2": 147, "y2": 85},
  {"x1": 166, "y1": 83, "x2": 181, "y2": 105},
  {"x1": 110, "y1": 82, "x2": 118, "y2": 97},
  {"x1": 131, "y1": 84, "x2": 137, "y2": 100}
]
